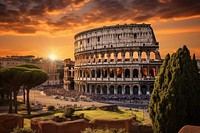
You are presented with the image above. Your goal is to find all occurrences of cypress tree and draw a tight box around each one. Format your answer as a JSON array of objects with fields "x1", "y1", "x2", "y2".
[{"x1": 149, "y1": 45, "x2": 200, "y2": 133}]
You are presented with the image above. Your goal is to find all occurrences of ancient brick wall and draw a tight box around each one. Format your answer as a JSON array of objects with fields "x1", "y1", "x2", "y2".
[{"x1": 0, "y1": 113, "x2": 23, "y2": 133}]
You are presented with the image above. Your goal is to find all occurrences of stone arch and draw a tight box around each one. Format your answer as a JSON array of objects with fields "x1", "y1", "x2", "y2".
[
  {"x1": 141, "y1": 85, "x2": 147, "y2": 95},
  {"x1": 133, "y1": 51, "x2": 138, "y2": 61},
  {"x1": 149, "y1": 68, "x2": 156, "y2": 77},
  {"x1": 109, "y1": 68, "x2": 114, "y2": 78},
  {"x1": 96, "y1": 69, "x2": 101, "y2": 78},
  {"x1": 92, "y1": 84, "x2": 95, "y2": 93},
  {"x1": 117, "y1": 52, "x2": 122, "y2": 62},
  {"x1": 117, "y1": 68, "x2": 122, "y2": 78},
  {"x1": 110, "y1": 53, "x2": 114, "y2": 62},
  {"x1": 117, "y1": 85, "x2": 122, "y2": 94},
  {"x1": 91, "y1": 69, "x2": 95, "y2": 78},
  {"x1": 87, "y1": 84, "x2": 90, "y2": 93},
  {"x1": 133, "y1": 85, "x2": 139, "y2": 95},
  {"x1": 109, "y1": 85, "x2": 114, "y2": 94},
  {"x1": 97, "y1": 85, "x2": 101, "y2": 94},
  {"x1": 125, "y1": 85, "x2": 130, "y2": 94},
  {"x1": 102, "y1": 68, "x2": 107, "y2": 78},
  {"x1": 103, "y1": 53, "x2": 107, "y2": 62},
  {"x1": 125, "y1": 69, "x2": 130, "y2": 78},
  {"x1": 86, "y1": 69, "x2": 90, "y2": 78},
  {"x1": 142, "y1": 68, "x2": 147, "y2": 77},
  {"x1": 133, "y1": 69, "x2": 138, "y2": 78},
  {"x1": 97, "y1": 53, "x2": 101, "y2": 62},
  {"x1": 141, "y1": 51, "x2": 147, "y2": 61},
  {"x1": 102, "y1": 85, "x2": 107, "y2": 94},
  {"x1": 150, "y1": 85, "x2": 154, "y2": 94},
  {"x1": 150, "y1": 51, "x2": 155, "y2": 61},
  {"x1": 125, "y1": 52, "x2": 130, "y2": 61}
]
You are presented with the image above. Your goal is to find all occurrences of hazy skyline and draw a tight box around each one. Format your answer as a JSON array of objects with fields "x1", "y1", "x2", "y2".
[{"x1": 0, "y1": 0, "x2": 200, "y2": 60}]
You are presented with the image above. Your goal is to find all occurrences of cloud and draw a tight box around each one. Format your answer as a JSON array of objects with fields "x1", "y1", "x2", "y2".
[{"x1": 0, "y1": 0, "x2": 199, "y2": 34}]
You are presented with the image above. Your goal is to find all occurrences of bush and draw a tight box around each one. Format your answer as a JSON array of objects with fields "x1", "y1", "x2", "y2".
[
  {"x1": 13, "y1": 127, "x2": 35, "y2": 133},
  {"x1": 82, "y1": 128, "x2": 127, "y2": 133},
  {"x1": 63, "y1": 107, "x2": 75, "y2": 118},
  {"x1": 47, "y1": 105, "x2": 55, "y2": 111}
]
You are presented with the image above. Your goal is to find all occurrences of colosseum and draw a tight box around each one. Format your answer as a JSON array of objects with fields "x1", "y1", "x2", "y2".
[{"x1": 74, "y1": 24, "x2": 162, "y2": 95}]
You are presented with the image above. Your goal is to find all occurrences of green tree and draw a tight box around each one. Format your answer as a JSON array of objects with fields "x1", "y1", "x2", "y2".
[
  {"x1": 149, "y1": 45, "x2": 200, "y2": 133},
  {"x1": 0, "y1": 67, "x2": 30, "y2": 113},
  {"x1": 23, "y1": 69, "x2": 48, "y2": 115}
]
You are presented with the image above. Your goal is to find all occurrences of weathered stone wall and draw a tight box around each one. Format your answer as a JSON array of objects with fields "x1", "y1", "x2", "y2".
[
  {"x1": 0, "y1": 113, "x2": 24, "y2": 133},
  {"x1": 31, "y1": 117, "x2": 134, "y2": 133}
]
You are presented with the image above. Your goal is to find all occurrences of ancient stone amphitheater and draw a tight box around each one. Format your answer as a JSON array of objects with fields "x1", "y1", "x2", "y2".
[{"x1": 74, "y1": 24, "x2": 162, "y2": 95}]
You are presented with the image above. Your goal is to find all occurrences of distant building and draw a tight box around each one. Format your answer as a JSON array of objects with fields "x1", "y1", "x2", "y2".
[
  {"x1": 63, "y1": 58, "x2": 74, "y2": 91},
  {"x1": 0, "y1": 59, "x2": 25, "y2": 68},
  {"x1": 36, "y1": 60, "x2": 60, "y2": 86}
]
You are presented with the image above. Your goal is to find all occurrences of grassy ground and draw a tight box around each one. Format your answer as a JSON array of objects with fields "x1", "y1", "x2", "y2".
[{"x1": 74, "y1": 109, "x2": 144, "y2": 122}]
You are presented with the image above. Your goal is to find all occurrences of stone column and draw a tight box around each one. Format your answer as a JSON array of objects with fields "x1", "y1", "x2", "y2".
[
  {"x1": 138, "y1": 85, "x2": 142, "y2": 95},
  {"x1": 107, "y1": 68, "x2": 110, "y2": 80},
  {"x1": 130, "y1": 52, "x2": 133, "y2": 63},
  {"x1": 107, "y1": 53, "x2": 110, "y2": 63},
  {"x1": 122, "y1": 52, "x2": 125, "y2": 63},
  {"x1": 130, "y1": 67, "x2": 133, "y2": 80},
  {"x1": 107, "y1": 85, "x2": 110, "y2": 94},
  {"x1": 130, "y1": 85, "x2": 133, "y2": 95},
  {"x1": 122, "y1": 68, "x2": 124, "y2": 81},
  {"x1": 139, "y1": 66, "x2": 142, "y2": 80},
  {"x1": 94, "y1": 54, "x2": 96, "y2": 63},
  {"x1": 122, "y1": 85, "x2": 125, "y2": 95},
  {"x1": 138, "y1": 51, "x2": 141, "y2": 62},
  {"x1": 89, "y1": 55, "x2": 91, "y2": 64},
  {"x1": 147, "y1": 51, "x2": 150, "y2": 63},
  {"x1": 95, "y1": 67, "x2": 97, "y2": 80},
  {"x1": 114, "y1": 52, "x2": 117, "y2": 63},
  {"x1": 100, "y1": 68, "x2": 103, "y2": 80},
  {"x1": 89, "y1": 84, "x2": 92, "y2": 93},
  {"x1": 114, "y1": 68, "x2": 117, "y2": 81},
  {"x1": 101, "y1": 54, "x2": 104, "y2": 63},
  {"x1": 114, "y1": 86, "x2": 117, "y2": 94}
]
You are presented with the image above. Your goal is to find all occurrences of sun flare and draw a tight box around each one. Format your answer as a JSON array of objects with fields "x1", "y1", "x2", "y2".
[{"x1": 49, "y1": 53, "x2": 56, "y2": 61}]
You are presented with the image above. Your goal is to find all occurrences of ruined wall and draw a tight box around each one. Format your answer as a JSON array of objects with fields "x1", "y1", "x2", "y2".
[{"x1": 0, "y1": 113, "x2": 24, "y2": 133}]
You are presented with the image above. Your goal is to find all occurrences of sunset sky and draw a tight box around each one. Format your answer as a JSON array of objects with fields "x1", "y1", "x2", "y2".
[{"x1": 0, "y1": 0, "x2": 200, "y2": 60}]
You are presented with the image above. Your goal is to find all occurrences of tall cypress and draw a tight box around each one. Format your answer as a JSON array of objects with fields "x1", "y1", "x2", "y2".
[{"x1": 149, "y1": 45, "x2": 200, "y2": 133}]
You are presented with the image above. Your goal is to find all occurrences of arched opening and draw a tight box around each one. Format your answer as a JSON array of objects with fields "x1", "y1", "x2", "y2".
[
  {"x1": 142, "y1": 68, "x2": 147, "y2": 77},
  {"x1": 96, "y1": 69, "x2": 101, "y2": 78},
  {"x1": 109, "y1": 68, "x2": 114, "y2": 78},
  {"x1": 141, "y1": 51, "x2": 147, "y2": 61},
  {"x1": 87, "y1": 84, "x2": 90, "y2": 93},
  {"x1": 102, "y1": 68, "x2": 107, "y2": 78},
  {"x1": 117, "y1": 68, "x2": 122, "y2": 78},
  {"x1": 149, "y1": 68, "x2": 156, "y2": 77},
  {"x1": 103, "y1": 53, "x2": 107, "y2": 62},
  {"x1": 125, "y1": 85, "x2": 130, "y2": 94},
  {"x1": 133, "y1": 69, "x2": 138, "y2": 78},
  {"x1": 117, "y1": 52, "x2": 122, "y2": 62},
  {"x1": 92, "y1": 85, "x2": 95, "y2": 93},
  {"x1": 150, "y1": 52, "x2": 155, "y2": 61},
  {"x1": 86, "y1": 69, "x2": 90, "y2": 78},
  {"x1": 83, "y1": 85, "x2": 86, "y2": 93},
  {"x1": 125, "y1": 69, "x2": 130, "y2": 78},
  {"x1": 80, "y1": 70, "x2": 82, "y2": 77},
  {"x1": 125, "y1": 52, "x2": 130, "y2": 61},
  {"x1": 102, "y1": 85, "x2": 107, "y2": 94},
  {"x1": 133, "y1": 51, "x2": 138, "y2": 61},
  {"x1": 133, "y1": 85, "x2": 138, "y2": 95},
  {"x1": 141, "y1": 85, "x2": 147, "y2": 95},
  {"x1": 110, "y1": 53, "x2": 114, "y2": 62},
  {"x1": 150, "y1": 85, "x2": 154, "y2": 94},
  {"x1": 97, "y1": 54, "x2": 101, "y2": 62},
  {"x1": 118, "y1": 85, "x2": 122, "y2": 94},
  {"x1": 109, "y1": 85, "x2": 114, "y2": 94},
  {"x1": 92, "y1": 54, "x2": 95, "y2": 63},
  {"x1": 91, "y1": 69, "x2": 95, "y2": 78},
  {"x1": 97, "y1": 85, "x2": 101, "y2": 94},
  {"x1": 83, "y1": 69, "x2": 86, "y2": 77}
]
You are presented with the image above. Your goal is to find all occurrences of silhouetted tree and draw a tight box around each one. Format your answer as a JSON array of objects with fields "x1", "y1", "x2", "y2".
[{"x1": 149, "y1": 46, "x2": 200, "y2": 133}]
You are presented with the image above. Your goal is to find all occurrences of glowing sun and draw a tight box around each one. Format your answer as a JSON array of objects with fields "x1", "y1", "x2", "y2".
[{"x1": 49, "y1": 53, "x2": 56, "y2": 61}]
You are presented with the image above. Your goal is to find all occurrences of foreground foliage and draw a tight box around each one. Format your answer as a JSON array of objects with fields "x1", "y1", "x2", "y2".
[
  {"x1": 13, "y1": 127, "x2": 35, "y2": 133},
  {"x1": 149, "y1": 46, "x2": 200, "y2": 133},
  {"x1": 82, "y1": 128, "x2": 127, "y2": 133}
]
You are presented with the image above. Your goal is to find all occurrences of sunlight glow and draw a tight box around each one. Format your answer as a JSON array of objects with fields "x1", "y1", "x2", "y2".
[{"x1": 49, "y1": 53, "x2": 56, "y2": 61}]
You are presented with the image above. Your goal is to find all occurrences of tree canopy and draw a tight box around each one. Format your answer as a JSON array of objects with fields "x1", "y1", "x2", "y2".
[{"x1": 149, "y1": 45, "x2": 200, "y2": 133}]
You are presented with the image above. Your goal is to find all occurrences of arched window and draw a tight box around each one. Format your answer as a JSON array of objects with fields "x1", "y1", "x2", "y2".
[
  {"x1": 102, "y1": 85, "x2": 107, "y2": 94},
  {"x1": 125, "y1": 85, "x2": 130, "y2": 94},
  {"x1": 109, "y1": 68, "x2": 114, "y2": 78},
  {"x1": 133, "y1": 51, "x2": 138, "y2": 61},
  {"x1": 142, "y1": 68, "x2": 147, "y2": 77},
  {"x1": 133, "y1": 69, "x2": 138, "y2": 78},
  {"x1": 118, "y1": 85, "x2": 122, "y2": 94},
  {"x1": 103, "y1": 68, "x2": 107, "y2": 78},
  {"x1": 109, "y1": 85, "x2": 114, "y2": 94},
  {"x1": 117, "y1": 52, "x2": 122, "y2": 62},
  {"x1": 92, "y1": 85, "x2": 95, "y2": 93},
  {"x1": 133, "y1": 85, "x2": 138, "y2": 95},
  {"x1": 141, "y1": 52, "x2": 147, "y2": 61},
  {"x1": 125, "y1": 52, "x2": 130, "y2": 61},
  {"x1": 91, "y1": 69, "x2": 95, "y2": 78},
  {"x1": 125, "y1": 69, "x2": 130, "y2": 78},
  {"x1": 97, "y1": 85, "x2": 101, "y2": 94},
  {"x1": 96, "y1": 69, "x2": 101, "y2": 78},
  {"x1": 149, "y1": 68, "x2": 156, "y2": 77},
  {"x1": 141, "y1": 85, "x2": 147, "y2": 95}
]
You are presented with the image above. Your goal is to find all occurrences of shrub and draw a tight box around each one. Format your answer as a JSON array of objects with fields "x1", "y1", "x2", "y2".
[
  {"x1": 63, "y1": 107, "x2": 75, "y2": 118},
  {"x1": 47, "y1": 105, "x2": 55, "y2": 111},
  {"x1": 13, "y1": 127, "x2": 35, "y2": 133},
  {"x1": 82, "y1": 128, "x2": 127, "y2": 133}
]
